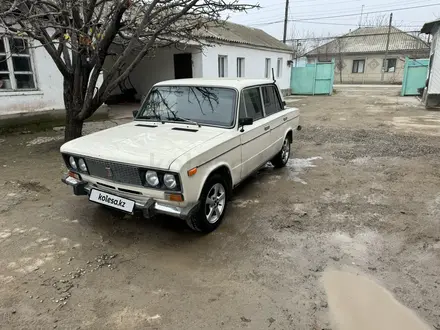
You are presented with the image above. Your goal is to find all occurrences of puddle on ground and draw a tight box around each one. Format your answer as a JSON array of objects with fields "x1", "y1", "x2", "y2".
[
  {"x1": 232, "y1": 199, "x2": 260, "y2": 208},
  {"x1": 322, "y1": 268, "x2": 431, "y2": 330},
  {"x1": 26, "y1": 136, "x2": 63, "y2": 146},
  {"x1": 287, "y1": 157, "x2": 322, "y2": 184}
]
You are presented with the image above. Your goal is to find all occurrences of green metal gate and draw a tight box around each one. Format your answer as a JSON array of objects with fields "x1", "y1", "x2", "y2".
[
  {"x1": 290, "y1": 59, "x2": 335, "y2": 95},
  {"x1": 401, "y1": 57, "x2": 429, "y2": 96}
]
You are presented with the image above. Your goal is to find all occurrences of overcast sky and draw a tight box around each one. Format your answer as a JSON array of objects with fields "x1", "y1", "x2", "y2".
[{"x1": 226, "y1": 0, "x2": 440, "y2": 40}]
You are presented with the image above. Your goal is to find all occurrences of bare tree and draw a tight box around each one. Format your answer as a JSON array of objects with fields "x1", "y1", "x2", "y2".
[
  {"x1": 0, "y1": 0, "x2": 256, "y2": 141},
  {"x1": 334, "y1": 37, "x2": 347, "y2": 83},
  {"x1": 362, "y1": 14, "x2": 389, "y2": 27},
  {"x1": 311, "y1": 33, "x2": 333, "y2": 63},
  {"x1": 289, "y1": 29, "x2": 317, "y2": 60}
]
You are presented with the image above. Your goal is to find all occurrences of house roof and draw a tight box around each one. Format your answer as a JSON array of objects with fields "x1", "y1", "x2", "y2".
[
  {"x1": 200, "y1": 21, "x2": 292, "y2": 52},
  {"x1": 421, "y1": 19, "x2": 440, "y2": 34},
  {"x1": 306, "y1": 26, "x2": 429, "y2": 56}
]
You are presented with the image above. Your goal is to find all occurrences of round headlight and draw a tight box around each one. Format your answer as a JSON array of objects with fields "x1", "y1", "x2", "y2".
[
  {"x1": 145, "y1": 170, "x2": 159, "y2": 186},
  {"x1": 78, "y1": 158, "x2": 87, "y2": 172},
  {"x1": 164, "y1": 174, "x2": 177, "y2": 189},
  {"x1": 69, "y1": 156, "x2": 77, "y2": 169}
]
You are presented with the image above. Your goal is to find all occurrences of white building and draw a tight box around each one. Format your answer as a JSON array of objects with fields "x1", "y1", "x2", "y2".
[
  {"x1": 0, "y1": 36, "x2": 64, "y2": 117},
  {"x1": 105, "y1": 21, "x2": 293, "y2": 101},
  {"x1": 421, "y1": 19, "x2": 440, "y2": 107},
  {"x1": 0, "y1": 22, "x2": 293, "y2": 118}
]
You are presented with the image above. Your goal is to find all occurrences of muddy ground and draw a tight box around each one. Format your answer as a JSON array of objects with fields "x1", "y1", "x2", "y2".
[{"x1": 0, "y1": 85, "x2": 439, "y2": 329}]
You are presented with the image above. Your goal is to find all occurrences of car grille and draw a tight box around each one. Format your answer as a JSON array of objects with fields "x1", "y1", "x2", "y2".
[{"x1": 85, "y1": 158, "x2": 142, "y2": 186}]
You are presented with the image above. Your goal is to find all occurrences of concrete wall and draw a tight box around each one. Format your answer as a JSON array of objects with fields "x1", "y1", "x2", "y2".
[
  {"x1": 428, "y1": 26, "x2": 440, "y2": 94},
  {"x1": 0, "y1": 39, "x2": 64, "y2": 116},
  {"x1": 201, "y1": 44, "x2": 292, "y2": 92}
]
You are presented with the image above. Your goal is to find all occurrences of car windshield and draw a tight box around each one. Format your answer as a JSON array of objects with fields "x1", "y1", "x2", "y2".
[{"x1": 136, "y1": 86, "x2": 237, "y2": 127}]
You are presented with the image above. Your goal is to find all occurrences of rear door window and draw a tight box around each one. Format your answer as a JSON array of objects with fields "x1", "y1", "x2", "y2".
[{"x1": 261, "y1": 85, "x2": 282, "y2": 116}]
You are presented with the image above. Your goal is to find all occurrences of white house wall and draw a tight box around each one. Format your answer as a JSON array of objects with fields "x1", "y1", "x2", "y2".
[
  {"x1": 1, "y1": 37, "x2": 292, "y2": 117},
  {"x1": 201, "y1": 44, "x2": 292, "y2": 92},
  {"x1": 105, "y1": 46, "x2": 204, "y2": 100},
  {"x1": 428, "y1": 26, "x2": 440, "y2": 94},
  {"x1": 0, "y1": 39, "x2": 64, "y2": 116}
]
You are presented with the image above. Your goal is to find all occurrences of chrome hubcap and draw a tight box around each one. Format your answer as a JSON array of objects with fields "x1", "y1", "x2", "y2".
[
  {"x1": 282, "y1": 139, "x2": 290, "y2": 163},
  {"x1": 205, "y1": 183, "x2": 226, "y2": 224}
]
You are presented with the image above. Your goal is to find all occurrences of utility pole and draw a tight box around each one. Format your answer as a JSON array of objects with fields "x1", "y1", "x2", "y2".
[
  {"x1": 359, "y1": 5, "x2": 364, "y2": 27},
  {"x1": 381, "y1": 13, "x2": 393, "y2": 82},
  {"x1": 283, "y1": 0, "x2": 289, "y2": 43}
]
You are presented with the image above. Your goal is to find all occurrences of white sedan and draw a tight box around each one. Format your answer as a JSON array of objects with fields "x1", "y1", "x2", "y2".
[{"x1": 60, "y1": 79, "x2": 300, "y2": 232}]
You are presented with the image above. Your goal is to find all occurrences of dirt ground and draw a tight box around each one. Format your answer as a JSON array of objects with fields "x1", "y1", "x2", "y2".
[{"x1": 0, "y1": 85, "x2": 439, "y2": 330}]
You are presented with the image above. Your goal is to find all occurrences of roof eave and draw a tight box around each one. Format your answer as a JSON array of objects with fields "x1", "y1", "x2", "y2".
[
  {"x1": 204, "y1": 37, "x2": 292, "y2": 53},
  {"x1": 421, "y1": 19, "x2": 440, "y2": 34}
]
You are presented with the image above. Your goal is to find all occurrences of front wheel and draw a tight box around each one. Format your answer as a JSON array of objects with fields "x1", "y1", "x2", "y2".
[
  {"x1": 186, "y1": 174, "x2": 228, "y2": 233},
  {"x1": 271, "y1": 136, "x2": 291, "y2": 168}
]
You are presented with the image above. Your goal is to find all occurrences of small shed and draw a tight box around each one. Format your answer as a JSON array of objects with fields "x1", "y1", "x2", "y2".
[{"x1": 421, "y1": 19, "x2": 440, "y2": 107}]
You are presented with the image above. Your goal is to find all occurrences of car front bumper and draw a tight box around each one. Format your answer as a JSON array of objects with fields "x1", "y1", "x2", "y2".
[{"x1": 62, "y1": 175, "x2": 198, "y2": 220}]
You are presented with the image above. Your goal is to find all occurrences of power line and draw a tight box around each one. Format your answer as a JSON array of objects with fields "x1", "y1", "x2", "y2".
[
  {"x1": 285, "y1": 30, "x2": 425, "y2": 42},
  {"x1": 290, "y1": 0, "x2": 436, "y2": 17},
  {"x1": 263, "y1": 0, "x2": 360, "y2": 5},
  {"x1": 234, "y1": 0, "x2": 435, "y2": 21},
  {"x1": 294, "y1": 19, "x2": 423, "y2": 28},
  {"x1": 249, "y1": 3, "x2": 440, "y2": 26},
  {"x1": 237, "y1": 0, "x2": 362, "y2": 17}
]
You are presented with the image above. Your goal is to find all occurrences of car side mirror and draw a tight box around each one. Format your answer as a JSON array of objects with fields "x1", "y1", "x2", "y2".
[
  {"x1": 132, "y1": 110, "x2": 138, "y2": 118},
  {"x1": 239, "y1": 117, "x2": 253, "y2": 132}
]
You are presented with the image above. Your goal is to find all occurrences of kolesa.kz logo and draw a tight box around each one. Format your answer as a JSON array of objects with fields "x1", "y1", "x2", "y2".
[{"x1": 98, "y1": 193, "x2": 126, "y2": 207}]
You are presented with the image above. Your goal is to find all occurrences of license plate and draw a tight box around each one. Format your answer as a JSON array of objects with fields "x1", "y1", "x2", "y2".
[{"x1": 89, "y1": 189, "x2": 135, "y2": 213}]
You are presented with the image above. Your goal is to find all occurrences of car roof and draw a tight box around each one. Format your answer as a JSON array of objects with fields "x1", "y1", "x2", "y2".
[{"x1": 154, "y1": 78, "x2": 277, "y2": 90}]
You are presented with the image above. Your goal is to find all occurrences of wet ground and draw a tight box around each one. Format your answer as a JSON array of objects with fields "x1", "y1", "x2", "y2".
[{"x1": 0, "y1": 86, "x2": 440, "y2": 329}]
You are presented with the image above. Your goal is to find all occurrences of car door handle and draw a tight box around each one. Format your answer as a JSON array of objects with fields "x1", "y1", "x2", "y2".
[
  {"x1": 283, "y1": 117, "x2": 288, "y2": 121},
  {"x1": 264, "y1": 125, "x2": 270, "y2": 131}
]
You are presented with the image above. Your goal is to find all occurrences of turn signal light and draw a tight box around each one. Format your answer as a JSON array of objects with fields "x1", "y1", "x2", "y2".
[
  {"x1": 166, "y1": 193, "x2": 184, "y2": 202},
  {"x1": 68, "y1": 171, "x2": 80, "y2": 180},
  {"x1": 188, "y1": 167, "x2": 198, "y2": 177}
]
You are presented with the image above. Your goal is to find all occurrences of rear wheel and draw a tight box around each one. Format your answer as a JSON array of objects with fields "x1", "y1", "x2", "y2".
[
  {"x1": 271, "y1": 136, "x2": 291, "y2": 168},
  {"x1": 186, "y1": 174, "x2": 228, "y2": 233}
]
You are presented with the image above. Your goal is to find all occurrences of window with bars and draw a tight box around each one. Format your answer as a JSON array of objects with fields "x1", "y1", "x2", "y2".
[{"x1": 0, "y1": 37, "x2": 36, "y2": 91}]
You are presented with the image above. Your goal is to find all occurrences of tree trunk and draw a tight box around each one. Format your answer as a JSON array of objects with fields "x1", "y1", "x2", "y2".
[
  {"x1": 63, "y1": 77, "x2": 85, "y2": 142},
  {"x1": 64, "y1": 109, "x2": 84, "y2": 142}
]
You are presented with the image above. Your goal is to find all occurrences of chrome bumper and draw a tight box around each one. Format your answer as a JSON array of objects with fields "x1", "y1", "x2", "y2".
[{"x1": 61, "y1": 175, "x2": 198, "y2": 220}]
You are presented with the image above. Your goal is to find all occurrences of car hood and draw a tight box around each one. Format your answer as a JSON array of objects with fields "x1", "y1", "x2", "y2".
[{"x1": 60, "y1": 121, "x2": 225, "y2": 169}]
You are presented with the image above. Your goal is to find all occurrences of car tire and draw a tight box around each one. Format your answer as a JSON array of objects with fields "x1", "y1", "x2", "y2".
[
  {"x1": 185, "y1": 174, "x2": 229, "y2": 233},
  {"x1": 271, "y1": 135, "x2": 291, "y2": 168}
]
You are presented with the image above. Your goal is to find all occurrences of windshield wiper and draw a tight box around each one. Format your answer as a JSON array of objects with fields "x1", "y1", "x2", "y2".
[
  {"x1": 136, "y1": 114, "x2": 165, "y2": 124},
  {"x1": 170, "y1": 116, "x2": 201, "y2": 127}
]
